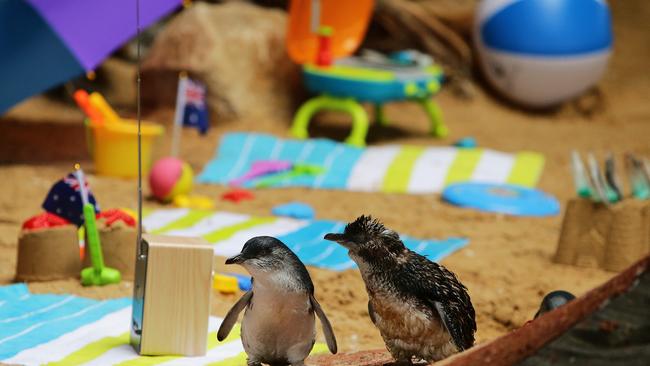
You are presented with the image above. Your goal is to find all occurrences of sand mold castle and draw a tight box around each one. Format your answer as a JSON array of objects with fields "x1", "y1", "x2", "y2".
[{"x1": 555, "y1": 198, "x2": 650, "y2": 272}]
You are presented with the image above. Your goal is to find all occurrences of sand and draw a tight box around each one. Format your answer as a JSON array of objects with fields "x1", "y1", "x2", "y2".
[{"x1": 1, "y1": 0, "x2": 649, "y2": 354}]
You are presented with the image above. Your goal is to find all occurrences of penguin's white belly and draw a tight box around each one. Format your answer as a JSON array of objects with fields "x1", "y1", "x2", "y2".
[{"x1": 242, "y1": 288, "x2": 315, "y2": 364}]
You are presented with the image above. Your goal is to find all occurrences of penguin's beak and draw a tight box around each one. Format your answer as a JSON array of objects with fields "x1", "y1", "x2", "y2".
[
  {"x1": 324, "y1": 233, "x2": 344, "y2": 242},
  {"x1": 225, "y1": 254, "x2": 245, "y2": 265}
]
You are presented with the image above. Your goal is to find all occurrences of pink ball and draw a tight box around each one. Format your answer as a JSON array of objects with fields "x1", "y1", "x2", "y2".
[{"x1": 149, "y1": 157, "x2": 192, "y2": 201}]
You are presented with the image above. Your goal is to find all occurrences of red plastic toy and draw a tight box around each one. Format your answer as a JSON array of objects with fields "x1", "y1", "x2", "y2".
[
  {"x1": 96, "y1": 208, "x2": 137, "y2": 227},
  {"x1": 22, "y1": 212, "x2": 71, "y2": 230},
  {"x1": 221, "y1": 188, "x2": 255, "y2": 203}
]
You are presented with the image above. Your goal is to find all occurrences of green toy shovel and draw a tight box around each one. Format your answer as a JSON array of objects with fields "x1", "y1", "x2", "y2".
[
  {"x1": 75, "y1": 165, "x2": 121, "y2": 286},
  {"x1": 253, "y1": 164, "x2": 326, "y2": 188}
]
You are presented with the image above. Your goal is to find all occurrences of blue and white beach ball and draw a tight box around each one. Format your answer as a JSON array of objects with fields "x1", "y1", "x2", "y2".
[{"x1": 475, "y1": 0, "x2": 613, "y2": 107}]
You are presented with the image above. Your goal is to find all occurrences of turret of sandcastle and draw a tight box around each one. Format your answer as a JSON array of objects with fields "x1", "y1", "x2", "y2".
[{"x1": 555, "y1": 198, "x2": 650, "y2": 272}]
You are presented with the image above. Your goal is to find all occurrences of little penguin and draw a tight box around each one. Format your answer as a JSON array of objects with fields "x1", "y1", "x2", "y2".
[
  {"x1": 325, "y1": 215, "x2": 476, "y2": 364},
  {"x1": 534, "y1": 290, "x2": 575, "y2": 318},
  {"x1": 217, "y1": 236, "x2": 337, "y2": 366}
]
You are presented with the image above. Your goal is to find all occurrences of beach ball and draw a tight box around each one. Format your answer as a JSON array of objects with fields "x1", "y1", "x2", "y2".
[
  {"x1": 149, "y1": 157, "x2": 193, "y2": 202},
  {"x1": 474, "y1": 0, "x2": 613, "y2": 107}
]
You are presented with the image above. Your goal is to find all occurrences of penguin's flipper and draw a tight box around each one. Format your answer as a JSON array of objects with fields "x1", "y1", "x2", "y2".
[
  {"x1": 310, "y1": 294, "x2": 337, "y2": 354},
  {"x1": 434, "y1": 301, "x2": 468, "y2": 351},
  {"x1": 367, "y1": 301, "x2": 377, "y2": 325},
  {"x1": 217, "y1": 290, "x2": 252, "y2": 341}
]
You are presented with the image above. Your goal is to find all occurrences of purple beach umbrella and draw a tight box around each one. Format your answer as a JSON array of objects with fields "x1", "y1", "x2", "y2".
[{"x1": 0, "y1": 0, "x2": 182, "y2": 113}]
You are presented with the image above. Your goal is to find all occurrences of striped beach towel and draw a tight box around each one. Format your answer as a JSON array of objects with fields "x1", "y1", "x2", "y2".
[
  {"x1": 144, "y1": 209, "x2": 468, "y2": 271},
  {"x1": 0, "y1": 284, "x2": 329, "y2": 366},
  {"x1": 198, "y1": 133, "x2": 545, "y2": 193}
]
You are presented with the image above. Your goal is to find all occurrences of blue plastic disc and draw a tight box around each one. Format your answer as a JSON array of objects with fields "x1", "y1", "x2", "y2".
[
  {"x1": 442, "y1": 182, "x2": 559, "y2": 217},
  {"x1": 272, "y1": 201, "x2": 315, "y2": 220}
]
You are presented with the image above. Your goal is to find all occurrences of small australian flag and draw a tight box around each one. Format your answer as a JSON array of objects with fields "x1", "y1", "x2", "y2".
[
  {"x1": 179, "y1": 77, "x2": 209, "y2": 135},
  {"x1": 42, "y1": 173, "x2": 100, "y2": 227}
]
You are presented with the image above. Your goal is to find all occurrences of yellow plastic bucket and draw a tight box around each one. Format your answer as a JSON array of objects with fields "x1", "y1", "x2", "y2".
[{"x1": 86, "y1": 119, "x2": 164, "y2": 178}]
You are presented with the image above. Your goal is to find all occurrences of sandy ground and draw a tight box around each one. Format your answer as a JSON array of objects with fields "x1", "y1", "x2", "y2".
[{"x1": 1, "y1": 0, "x2": 649, "y2": 354}]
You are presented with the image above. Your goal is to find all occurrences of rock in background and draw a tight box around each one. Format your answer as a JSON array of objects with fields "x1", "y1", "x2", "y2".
[{"x1": 141, "y1": 1, "x2": 302, "y2": 123}]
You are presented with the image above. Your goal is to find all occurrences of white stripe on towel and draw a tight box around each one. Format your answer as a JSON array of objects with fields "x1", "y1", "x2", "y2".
[
  {"x1": 160, "y1": 339, "x2": 245, "y2": 366},
  {"x1": 143, "y1": 208, "x2": 189, "y2": 232},
  {"x1": 212, "y1": 218, "x2": 309, "y2": 258},
  {"x1": 81, "y1": 317, "x2": 224, "y2": 366},
  {"x1": 314, "y1": 145, "x2": 344, "y2": 187},
  {"x1": 165, "y1": 212, "x2": 251, "y2": 238},
  {"x1": 4, "y1": 307, "x2": 131, "y2": 365},
  {"x1": 1, "y1": 296, "x2": 74, "y2": 323},
  {"x1": 471, "y1": 149, "x2": 515, "y2": 183},
  {"x1": 346, "y1": 146, "x2": 401, "y2": 191},
  {"x1": 225, "y1": 134, "x2": 256, "y2": 181},
  {"x1": 408, "y1": 147, "x2": 458, "y2": 193}
]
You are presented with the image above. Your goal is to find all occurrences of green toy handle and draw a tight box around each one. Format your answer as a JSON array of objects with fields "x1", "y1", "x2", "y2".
[
  {"x1": 254, "y1": 165, "x2": 325, "y2": 188},
  {"x1": 83, "y1": 202, "x2": 105, "y2": 272}
]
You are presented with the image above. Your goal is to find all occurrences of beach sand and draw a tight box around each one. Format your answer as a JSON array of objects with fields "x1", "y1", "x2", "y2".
[{"x1": 0, "y1": 0, "x2": 648, "y2": 353}]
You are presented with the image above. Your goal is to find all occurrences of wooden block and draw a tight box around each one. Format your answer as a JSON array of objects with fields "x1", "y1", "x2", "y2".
[{"x1": 131, "y1": 234, "x2": 213, "y2": 356}]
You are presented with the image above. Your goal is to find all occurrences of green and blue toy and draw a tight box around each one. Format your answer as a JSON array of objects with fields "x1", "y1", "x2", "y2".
[{"x1": 286, "y1": 0, "x2": 448, "y2": 147}]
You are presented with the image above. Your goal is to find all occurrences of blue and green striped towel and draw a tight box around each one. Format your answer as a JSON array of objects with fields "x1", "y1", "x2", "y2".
[
  {"x1": 144, "y1": 209, "x2": 467, "y2": 271},
  {"x1": 0, "y1": 284, "x2": 329, "y2": 365},
  {"x1": 198, "y1": 133, "x2": 545, "y2": 193}
]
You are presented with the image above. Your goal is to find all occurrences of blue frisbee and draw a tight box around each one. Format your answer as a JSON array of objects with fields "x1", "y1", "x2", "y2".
[{"x1": 442, "y1": 182, "x2": 559, "y2": 217}]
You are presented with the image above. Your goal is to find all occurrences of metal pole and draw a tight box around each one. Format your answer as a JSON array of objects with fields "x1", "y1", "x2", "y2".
[{"x1": 136, "y1": 0, "x2": 143, "y2": 254}]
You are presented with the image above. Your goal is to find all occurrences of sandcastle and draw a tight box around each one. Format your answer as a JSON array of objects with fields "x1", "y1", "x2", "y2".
[
  {"x1": 555, "y1": 198, "x2": 650, "y2": 272},
  {"x1": 16, "y1": 225, "x2": 81, "y2": 281},
  {"x1": 16, "y1": 208, "x2": 138, "y2": 282}
]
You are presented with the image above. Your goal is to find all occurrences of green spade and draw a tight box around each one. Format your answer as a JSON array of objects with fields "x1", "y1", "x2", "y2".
[
  {"x1": 253, "y1": 164, "x2": 326, "y2": 188},
  {"x1": 75, "y1": 165, "x2": 121, "y2": 286}
]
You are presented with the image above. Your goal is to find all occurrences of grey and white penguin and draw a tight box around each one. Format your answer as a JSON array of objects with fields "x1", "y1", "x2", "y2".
[
  {"x1": 324, "y1": 215, "x2": 476, "y2": 365},
  {"x1": 217, "y1": 236, "x2": 337, "y2": 366}
]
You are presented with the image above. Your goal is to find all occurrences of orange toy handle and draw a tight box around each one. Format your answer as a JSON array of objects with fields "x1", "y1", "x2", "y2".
[
  {"x1": 89, "y1": 92, "x2": 121, "y2": 123},
  {"x1": 73, "y1": 90, "x2": 104, "y2": 126}
]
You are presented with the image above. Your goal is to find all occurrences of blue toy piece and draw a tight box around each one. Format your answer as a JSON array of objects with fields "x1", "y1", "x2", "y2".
[
  {"x1": 454, "y1": 137, "x2": 477, "y2": 148},
  {"x1": 389, "y1": 50, "x2": 432, "y2": 66},
  {"x1": 302, "y1": 63, "x2": 443, "y2": 104},
  {"x1": 228, "y1": 273, "x2": 252, "y2": 291},
  {"x1": 272, "y1": 202, "x2": 315, "y2": 220},
  {"x1": 442, "y1": 182, "x2": 559, "y2": 217},
  {"x1": 292, "y1": 61, "x2": 448, "y2": 147}
]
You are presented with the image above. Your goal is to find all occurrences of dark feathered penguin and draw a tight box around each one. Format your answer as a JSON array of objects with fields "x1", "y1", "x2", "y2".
[
  {"x1": 217, "y1": 236, "x2": 337, "y2": 366},
  {"x1": 534, "y1": 290, "x2": 575, "y2": 318},
  {"x1": 325, "y1": 216, "x2": 476, "y2": 364}
]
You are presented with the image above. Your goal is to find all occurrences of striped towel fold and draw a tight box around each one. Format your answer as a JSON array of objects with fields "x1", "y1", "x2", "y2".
[
  {"x1": 198, "y1": 133, "x2": 545, "y2": 193},
  {"x1": 0, "y1": 284, "x2": 329, "y2": 366},
  {"x1": 144, "y1": 209, "x2": 468, "y2": 272}
]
